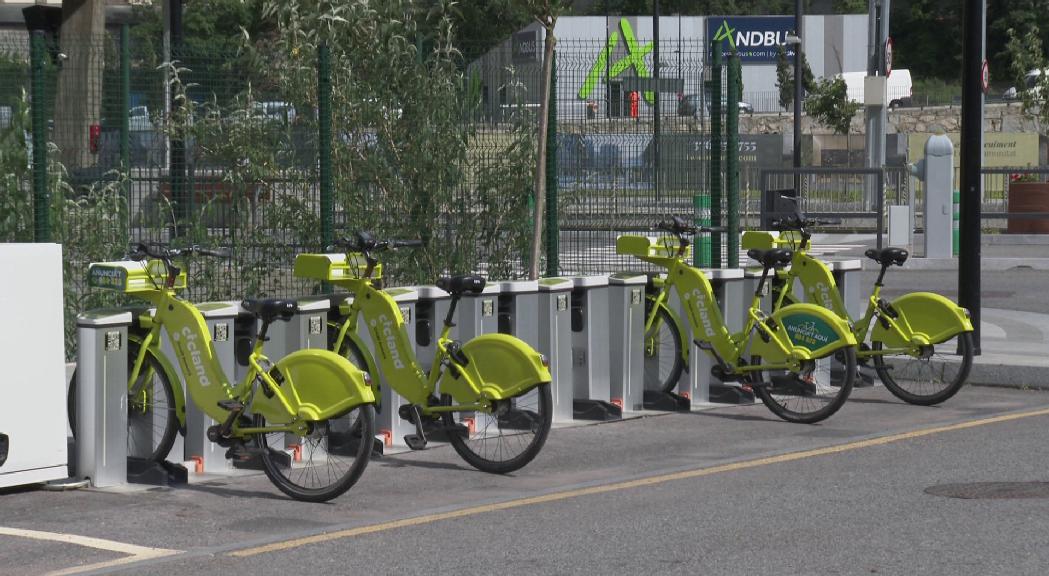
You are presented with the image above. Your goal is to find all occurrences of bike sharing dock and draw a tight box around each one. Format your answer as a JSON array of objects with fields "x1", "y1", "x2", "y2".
[{"x1": 59, "y1": 259, "x2": 869, "y2": 491}]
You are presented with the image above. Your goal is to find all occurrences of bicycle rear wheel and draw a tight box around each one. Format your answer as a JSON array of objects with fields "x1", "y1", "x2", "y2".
[
  {"x1": 442, "y1": 383, "x2": 552, "y2": 474},
  {"x1": 643, "y1": 302, "x2": 684, "y2": 394},
  {"x1": 750, "y1": 346, "x2": 856, "y2": 424},
  {"x1": 872, "y1": 331, "x2": 973, "y2": 406},
  {"x1": 67, "y1": 345, "x2": 179, "y2": 463},
  {"x1": 253, "y1": 404, "x2": 374, "y2": 503}
]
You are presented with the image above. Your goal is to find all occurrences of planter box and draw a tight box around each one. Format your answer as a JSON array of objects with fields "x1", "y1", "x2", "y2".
[{"x1": 1007, "y1": 182, "x2": 1049, "y2": 234}]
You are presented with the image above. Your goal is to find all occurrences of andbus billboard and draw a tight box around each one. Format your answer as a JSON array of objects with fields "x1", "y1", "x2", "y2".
[{"x1": 707, "y1": 16, "x2": 796, "y2": 63}]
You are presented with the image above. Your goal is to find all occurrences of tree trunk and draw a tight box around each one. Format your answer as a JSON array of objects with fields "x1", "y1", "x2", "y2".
[
  {"x1": 528, "y1": 23, "x2": 555, "y2": 280},
  {"x1": 54, "y1": 0, "x2": 106, "y2": 169}
]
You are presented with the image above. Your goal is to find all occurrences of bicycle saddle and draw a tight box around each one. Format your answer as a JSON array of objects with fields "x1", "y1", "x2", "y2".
[
  {"x1": 242, "y1": 298, "x2": 298, "y2": 323},
  {"x1": 747, "y1": 248, "x2": 793, "y2": 268},
  {"x1": 437, "y1": 275, "x2": 486, "y2": 296},
  {"x1": 864, "y1": 247, "x2": 909, "y2": 267}
]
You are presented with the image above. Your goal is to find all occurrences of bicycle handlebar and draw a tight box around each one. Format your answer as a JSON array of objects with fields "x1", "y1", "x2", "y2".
[
  {"x1": 656, "y1": 217, "x2": 726, "y2": 236},
  {"x1": 128, "y1": 242, "x2": 230, "y2": 261},
  {"x1": 771, "y1": 216, "x2": 842, "y2": 230},
  {"x1": 331, "y1": 233, "x2": 424, "y2": 253}
]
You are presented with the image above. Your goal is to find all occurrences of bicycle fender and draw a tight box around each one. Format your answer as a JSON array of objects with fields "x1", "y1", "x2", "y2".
[
  {"x1": 253, "y1": 349, "x2": 376, "y2": 424},
  {"x1": 871, "y1": 292, "x2": 973, "y2": 348},
  {"x1": 754, "y1": 303, "x2": 857, "y2": 361},
  {"x1": 439, "y1": 334, "x2": 551, "y2": 404},
  {"x1": 129, "y1": 333, "x2": 187, "y2": 432}
]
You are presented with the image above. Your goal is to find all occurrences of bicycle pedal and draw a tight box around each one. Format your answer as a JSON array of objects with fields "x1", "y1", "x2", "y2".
[
  {"x1": 217, "y1": 399, "x2": 245, "y2": 412},
  {"x1": 224, "y1": 443, "x2": 261, "y2": 462},
  {"x1": 403, "y1": 434, "x2": 427, "y2": 450}
]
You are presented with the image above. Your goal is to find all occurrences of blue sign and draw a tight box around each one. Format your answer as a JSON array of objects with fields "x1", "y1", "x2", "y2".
[{"x1": 708, "y1": 16, "x2": 796, "y2": 63}]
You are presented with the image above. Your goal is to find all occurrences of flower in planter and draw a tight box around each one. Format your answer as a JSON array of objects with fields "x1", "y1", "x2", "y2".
[{"x1": 1011, "y1": 173, "x2": 1041, "y2": 183}]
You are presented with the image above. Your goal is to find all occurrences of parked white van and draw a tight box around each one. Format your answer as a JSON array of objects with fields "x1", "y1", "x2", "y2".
[{"x1": 838, "y1": 69, "x2": 913, "y2": 108}]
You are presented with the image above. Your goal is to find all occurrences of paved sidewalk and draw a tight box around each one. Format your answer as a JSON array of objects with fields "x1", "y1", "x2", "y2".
[{"x1": 975, "y1": 308, "x2": 1049, "y2": 388}]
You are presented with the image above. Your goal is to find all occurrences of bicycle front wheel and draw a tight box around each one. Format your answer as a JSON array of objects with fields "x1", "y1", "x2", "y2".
[
  {"x1": 68, "y1": 345, "x2": 179, "y2": 463},
  {"x1": 253, "y1": 404, "x2": 375, "y2": 503},
  {"x1": 872, "y1": 331, "x2": 973, "y2": 406},
  {"x1": 442, "y1": 383, "x2": 552, "y2": 474},
  {"x1": 750, "y1": 346, "x2": 856, "y2": 424},
  {"x1": 644, "y1": 302, "x2": 684, "y2": 394}
]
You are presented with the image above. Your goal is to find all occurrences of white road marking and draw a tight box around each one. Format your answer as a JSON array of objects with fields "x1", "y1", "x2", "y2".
[{"x1": 0, "y1": 526, "x2": 180, "y2": 576}]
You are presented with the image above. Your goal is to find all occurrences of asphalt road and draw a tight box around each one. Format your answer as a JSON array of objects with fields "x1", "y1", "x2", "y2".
[
  {"x1": 862, "y1": 268, "x2": 1049, "y2": 315},
  {"x1": 3, "y1": 385, "x2": 1049, "y2": 576}
]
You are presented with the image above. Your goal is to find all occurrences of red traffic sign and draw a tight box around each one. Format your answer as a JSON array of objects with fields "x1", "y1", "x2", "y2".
[
  {"x1": 981, "y1": 59, "x2": 990, "y2": 94},
  {"x1": 884, "y1": 37, "x2": 893, "y2": 77}
]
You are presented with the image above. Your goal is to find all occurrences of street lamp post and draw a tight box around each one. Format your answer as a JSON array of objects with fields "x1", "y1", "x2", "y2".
[{"x1": 792, "y1": 0, "x2": 803, "y2": 195}]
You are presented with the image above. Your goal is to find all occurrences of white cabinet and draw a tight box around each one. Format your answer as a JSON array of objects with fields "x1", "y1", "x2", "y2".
[{"x1": 0, "y1": 243, "x2": 68, "y2": 487}]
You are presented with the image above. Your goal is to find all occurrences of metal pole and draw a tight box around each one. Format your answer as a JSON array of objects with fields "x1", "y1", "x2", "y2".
[
  {"x1": 793, "y1": 0, "x2": 803, "y2": 196},
  {"x1": 959, "y1": 0, "x2": 985, "y2": 354},
  {"x1": 168, "y1": 0, "x2": 187, "y2": 235},
  {"x1": 726, "y1": 51, "x2": 740, "y2": 269},
  {"x1": 606, "y1": 13, "x2": 611, "y2": 119},
  {"x1": 318, "y1": 43, "x2": 333, "y2": 250},
  {"x1": 707, "y1": 43, "x2": 722, "y2": 269},
  {"x1": 120, "y1": 24, "x2": 130, "y2": 199},
  {"x1": 545, "y1": 49, "x2": 559, "y2": 277},
  {"x1": 30, "y1": 31, "x2": 49, "y2": 243},
  {"x1": 654, "y1": 1, "x2": 661, "y2": 203}
]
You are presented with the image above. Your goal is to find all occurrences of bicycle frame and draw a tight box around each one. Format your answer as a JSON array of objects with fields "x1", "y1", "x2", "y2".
[
  {"x1": 90, "y1": 258, "x2": 374, "y2": 440},
  {"x1": 760, "y1": 233, "x2": 972, "y2": 359},
  {"x1": 628, "y1": 235, "x2": 856, "y2": 376}
]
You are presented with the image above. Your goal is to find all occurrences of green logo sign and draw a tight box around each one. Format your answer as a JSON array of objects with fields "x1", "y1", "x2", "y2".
[
  {"x1": 89, "y1": 266, "x2": 127, "y2": 290},
  {"x1": 578, "y1": 19, "x2": 655, "y2": 105},
  {"x1": 782, "y1": 314, "x2": 838, "y2": 351},
  {"x1": 713, "y1": 20, "x2": 737, "y2": 51}
]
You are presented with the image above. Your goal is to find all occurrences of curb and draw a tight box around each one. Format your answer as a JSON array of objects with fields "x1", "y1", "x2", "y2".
[
  {"x1": 968, "y1": 359, "x2": 1049, "y2": 390},
  {"x1": 861, "y1": 258, "x2": 1049, "y2": 271}
]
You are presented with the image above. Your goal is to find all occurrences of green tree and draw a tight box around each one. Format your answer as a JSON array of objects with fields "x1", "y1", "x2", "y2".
[
  {"x1": 804, "y1": 75, "x2": 860, "y2": 164},
  {"x1": 523, "y1": 0, "x2": 571, "y2": 280},
  {"x1": 776, "y1": 44, "x2": 814, "y2": 110},
  {"x1": 1005, "y1": 25, "x2": 1049, "y2": 125}
]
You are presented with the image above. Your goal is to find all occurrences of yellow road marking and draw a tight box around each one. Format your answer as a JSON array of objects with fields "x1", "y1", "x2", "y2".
[
  {"x1": 0, "y1": 526, "x2": 179, "y2": 576},
  {"x1": 230, "y1": 406, "x2": 1049, "y2": 558}
]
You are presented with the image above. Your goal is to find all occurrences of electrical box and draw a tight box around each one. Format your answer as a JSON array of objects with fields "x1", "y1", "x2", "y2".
[{"x1": 0, "y1": 244, "x2": 69, "y2": 488}]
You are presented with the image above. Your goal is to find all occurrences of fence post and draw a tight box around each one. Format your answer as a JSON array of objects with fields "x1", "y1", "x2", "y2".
[
  {"x1": 704, "y1": 42, "x2": 722, "y2": 268},
  {"x1": 545, "y1": 49, "x2": 559, "y2": 277},
  {"x1": 317, "y1": 43, "x2": 333, "y2": 250},
  {"x1": 30, "y1": 31, "x2": 50, "y2": 243},
  {"x1": 725, "y1": 51, "x2": 740, "y2": 268},
  {"x1": 120, "y1": 24, "x2": 130, "y2": 199}
]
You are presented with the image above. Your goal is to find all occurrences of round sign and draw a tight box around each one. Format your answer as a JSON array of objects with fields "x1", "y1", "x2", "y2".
[
  {"x1": 884, "y1": 37, "x2": 893, "y2": 77},
  {"x1": 981, "y1": 59, "x2": 990, "y2": 94}
]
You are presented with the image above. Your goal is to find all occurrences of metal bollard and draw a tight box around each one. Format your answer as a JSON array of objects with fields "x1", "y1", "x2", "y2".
[
  {"x1": 829, "y1": 259, "x2": 864, "y2": 322},
  {"x1": 608, "y1": 273, "x2": 647, "y2": 413},
  {"x1": 538, "y1": 278, "x2": 574, "y2": 423},
  {"x1": 414, "y1": 286, "x2": 454, "y2": 373},
  {"x1": 496, "y1": 280, "x2": 540, "y2": 349},
  {"x1": 182, "y1": 302, "x2": 238, "y2": 475},
  {"x1": 76, "y1": 309, "x2": 133, "y2": 487},
  {"x1": 570, "y1": 276, "x2": 621, "y2": 420}
]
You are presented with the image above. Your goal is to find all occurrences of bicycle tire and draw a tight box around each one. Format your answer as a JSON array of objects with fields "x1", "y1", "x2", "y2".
[
  {"x1": 67, "y1": 345, "x2": 179, "y2": 463},
  {"x1": 872, "y1": 331, "x2": 973, "y2": 406},
  {"x1": 644, "y1": 302, "x2": 684, "y2": 394},
  {"x1": 253, "y1": 404, "x2": 375, "y2": 503},
  {"x1": 442, "y1": 383, "x2": 552, "y2": 474},
  {"x1": 750, "y1": 346, "x2": 857, "y2": 424}
]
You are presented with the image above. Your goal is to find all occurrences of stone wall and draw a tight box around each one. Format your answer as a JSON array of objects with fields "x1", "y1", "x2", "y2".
[{"x1": 739, "y1": 102, "x2": 1043, "y2": 136}]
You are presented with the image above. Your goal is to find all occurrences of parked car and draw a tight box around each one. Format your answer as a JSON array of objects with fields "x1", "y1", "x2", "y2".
[
  {"x1": 677, "y1": 94, "x2": 754, "y2": 117},
  {"x1": 838, "y1": 69, "x2": 913, "y2": 108},
  {"x1": 1004, "y1": 69, "x2": 1047, "y2": 102},
  {"x1": 129, "y1": 106, "x2": 153, "y2": 131}
]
